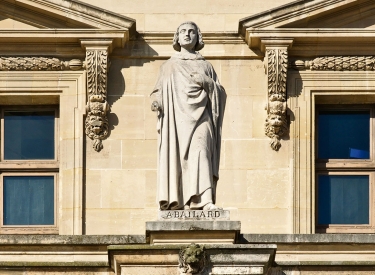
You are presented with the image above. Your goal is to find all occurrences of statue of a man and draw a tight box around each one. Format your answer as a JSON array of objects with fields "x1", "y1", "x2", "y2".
[{"x1": 151, "y1": 21, "x2": 226, "y2": 210}]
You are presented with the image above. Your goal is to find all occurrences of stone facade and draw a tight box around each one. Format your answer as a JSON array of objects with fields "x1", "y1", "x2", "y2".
[{"x1": 1, "y1": 0, "x2": 375, "y2": 274}]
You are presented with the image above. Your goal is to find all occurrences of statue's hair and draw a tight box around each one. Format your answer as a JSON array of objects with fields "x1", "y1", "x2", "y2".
[{"x1": 172, "y1": 21, "x2": 204, "y2": 52}]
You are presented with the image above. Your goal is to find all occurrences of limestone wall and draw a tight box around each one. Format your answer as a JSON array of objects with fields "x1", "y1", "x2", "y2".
[
  {"x1": 77, "y1": 0, "x2": 295, "y2": 33},
  {"x1": 81, "y1": 0, "x2": 296, "y2": 235}
]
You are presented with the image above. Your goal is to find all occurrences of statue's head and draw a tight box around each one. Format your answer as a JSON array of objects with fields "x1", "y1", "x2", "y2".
[{"x1": 173, "y1": 21, "x2": 204, "y2": 52}]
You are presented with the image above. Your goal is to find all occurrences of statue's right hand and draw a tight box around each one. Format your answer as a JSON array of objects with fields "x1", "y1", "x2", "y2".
[
  {"x1": 190, "y1": 72, "x2": 214, "y2": 92},
  {"x1": 190, "y1": 73, "x2": 204, "y2": 87},
  {"x1": 151, "y1": 101, "x2": 161, "y2": 112}
]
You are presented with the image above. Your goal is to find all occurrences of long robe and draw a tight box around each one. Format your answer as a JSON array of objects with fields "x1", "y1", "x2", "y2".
[{"x1": 152, "y1": 52, "x2": 226, "y2": 210}]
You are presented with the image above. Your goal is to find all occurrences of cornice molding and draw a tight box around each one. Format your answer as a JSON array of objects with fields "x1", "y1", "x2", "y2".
[
  {"x1": 246, "y1": 29, "x2": 375, "y2": 51},
  {"x1": 0, "y1": 0, "x2": 136, "y2": 49},
  {"x1": 137, "y1": 32, "x2": 243, "y2": 44},
  {"x1": 41, "y1": 0, "x2": 135, "y2": 29},
  {"x1": 0, "y1": 29, "x2": 129, "y2": 50},
  {"x1": 1, "y1": 0, "x2": 136, "y2": 31},
  {"x1": 239, "y1": 0, "x2": 358, "y2": 35}
]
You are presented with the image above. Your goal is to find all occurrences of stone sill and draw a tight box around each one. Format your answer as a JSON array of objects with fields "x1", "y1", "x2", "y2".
[
  {"x1": 240, "y1": 234, "x2": 375, "y2": 244},
  {"x1": 278, "y1": 261, "x2": 375, "y2": 266},
  {"x1": 0, "y1": 235, "x2": 146, "y2": 245},
  {"x1": 1, "y1": 234, "x2": 375, "y2": 245},
  {"x1": 0, "y1": 261, "x2": 109, "y2": 267}
]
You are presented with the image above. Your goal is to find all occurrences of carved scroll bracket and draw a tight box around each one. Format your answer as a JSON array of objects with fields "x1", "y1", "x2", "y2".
[
  {"x1": 81, "y1": 40, "x2": 113, "y2": 152},
  {"x1": 262, "y1": 39, "x2": 293, "y2": 151}
]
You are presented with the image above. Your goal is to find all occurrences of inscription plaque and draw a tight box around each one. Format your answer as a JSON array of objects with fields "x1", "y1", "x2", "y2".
[{"x1": 158, "y1": 210, "x2": 230, "y2": 221}]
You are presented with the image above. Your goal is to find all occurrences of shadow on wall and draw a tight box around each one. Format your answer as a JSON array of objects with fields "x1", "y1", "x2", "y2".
[
  {"x1": 0, "y1": 14, "x2": 8, "y2": 22},
  {"x1": 107, "y1": 32, "x2": 159, "y2": 133}
]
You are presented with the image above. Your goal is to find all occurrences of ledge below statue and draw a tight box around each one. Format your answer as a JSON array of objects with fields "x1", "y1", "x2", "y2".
[
  {"x1": 109, "y1": 244, "x2": 276, "y2": 275},
  {"x1": 146, "y1": 212, "x2": 240, "y2": 244}
]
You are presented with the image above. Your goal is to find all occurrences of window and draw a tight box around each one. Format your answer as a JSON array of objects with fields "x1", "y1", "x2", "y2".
[
  {"x1": 4, "y1": 110, "x2": 55, "y2": 160},
  {"x1": 0, "y1": 107, "x2": 58, "y2": 234},
  {"x1": 316, "y1": 105, "x2": 375, "y2": 233}
]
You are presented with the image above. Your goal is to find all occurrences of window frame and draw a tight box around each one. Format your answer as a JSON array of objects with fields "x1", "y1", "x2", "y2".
[
  {"x1": 315, "y1": 171, "x2": 374, "y2": 233},
  {"x1": 316, "y1": 104, "x2": 375, "y2": 170},
  {"x1": 0, "y1": 172, "x2": 58, "y2": 234},
  {"x1": 0, "y1": 105, "x2": 59, "y2": 166},
  {"x1": 315, "y1": 104, "x2": 375, "y2": 233},
  {"x1": 0, "y1": 105, "x2": 59, "y2": 234}
]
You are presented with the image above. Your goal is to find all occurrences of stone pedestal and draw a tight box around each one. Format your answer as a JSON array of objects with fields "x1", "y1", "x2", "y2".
[
  {"x1": 146, "y1": 210, "x2": 240, "y2": 244},
  {"x1": 107, "y1": 210, "x2": 276, "y2": 274},
  {"x1": 108, "y1": 244, "x2": 276, "y2": 275}
]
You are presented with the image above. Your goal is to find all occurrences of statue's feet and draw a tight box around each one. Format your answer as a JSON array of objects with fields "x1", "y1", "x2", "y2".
[
  {"x1": 202, "y1": 203, "x2": 222, "y2": 210},
  {"x1": 184, "y1": 204, "x2": 190, "y2": 210}
]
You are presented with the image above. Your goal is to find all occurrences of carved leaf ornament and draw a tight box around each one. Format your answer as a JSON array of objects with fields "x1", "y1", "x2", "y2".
[
  {"x1": 265, "y1": 49, "x2": 288, "y2": 151},
  {"x1": 311, "y1": 56, "x2": 375, "y2": 71},
  {"x1": 85, "y1": 50, "x2": 109, "y2": 152},
  {"x1": 0, "y1": 57, "x2": 83, "y2": 71},
  {"x1": 291, "y1": 56, "x2": 375, "y2": 71}
]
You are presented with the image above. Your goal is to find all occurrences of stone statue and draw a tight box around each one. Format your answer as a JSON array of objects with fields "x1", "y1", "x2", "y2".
[{"x1": 151, "y1": 21, "x2": 226, "y2": 210}]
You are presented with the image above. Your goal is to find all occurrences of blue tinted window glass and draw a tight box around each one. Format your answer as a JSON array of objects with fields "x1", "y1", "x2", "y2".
[
  {"x1": 318, "y1": 110, "x2": 369, "y2": 159},
  {"x1": 4, "y1": 111, "x2": 55, "y2": 160},
  {"x1": 3, "y1": 176, "x2": 54, "y2": 225},
  {"x1": 318, "y1": 175, "x2": 369, "y2": 225}
]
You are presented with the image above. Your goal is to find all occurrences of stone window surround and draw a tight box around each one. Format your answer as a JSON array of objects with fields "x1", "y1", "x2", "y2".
[
  {"x1": 288, "y1": 70, "x2": 375, "y2": 233},
  {"x1": 0, "y1": 71, "x2": 86, "y2": 235}
]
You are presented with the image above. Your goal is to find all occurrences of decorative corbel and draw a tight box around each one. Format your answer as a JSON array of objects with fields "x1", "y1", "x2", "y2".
[
  {"x1": 262, "y1": 39, "x2": 293, "y2": 151},
  {"x1": 81, "y1": 40, "x2": 112, "y2": 152}
]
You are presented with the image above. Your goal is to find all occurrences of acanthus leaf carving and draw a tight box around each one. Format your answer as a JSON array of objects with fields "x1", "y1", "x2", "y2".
[
  {"x1": 291, "y1": 56, "x2": 375, "y2": 71},
  {"x1": 265, "y1": 49, "x2": 288, "y2": 151},
  {"x1": 85, "y1": 49, "x2": 109, "y2": 152},
  {"x1": 0, "y1": 57, "x2": 84, "y2": 71}
]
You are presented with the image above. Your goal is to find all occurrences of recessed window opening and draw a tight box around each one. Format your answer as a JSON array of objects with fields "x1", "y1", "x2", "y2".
[
  {"x1": 318, "y1": 110, "x2": 370, "y2": 159},
  {"x1": 316, "y1": 105, "x2": 374, "y2": 233},
  {"x1": 0, "y1": 106, "x2": 58, "y2": 234},
  {"x1": 4, "y1": 110, "x2": 55, "y2": 160},
  {"x1": 3, "y1": 176, "x2": 55, "y2": 226}
]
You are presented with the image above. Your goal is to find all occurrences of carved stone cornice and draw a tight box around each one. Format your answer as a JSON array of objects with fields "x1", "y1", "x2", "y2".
[
  {"x1": 291, "y1": 56, "x2": 375, "y2": 71},
  {"x1": 81, "y1": 40, "x2": 112, "y2": 152},
  {"x1": 0, "y1": 57, "x2": 84, "y2": 71}
]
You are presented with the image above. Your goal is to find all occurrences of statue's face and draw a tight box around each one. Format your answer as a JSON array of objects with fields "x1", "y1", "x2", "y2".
[{"x1": 178, "y1": 23, "x2": 197, "y2": 51}]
